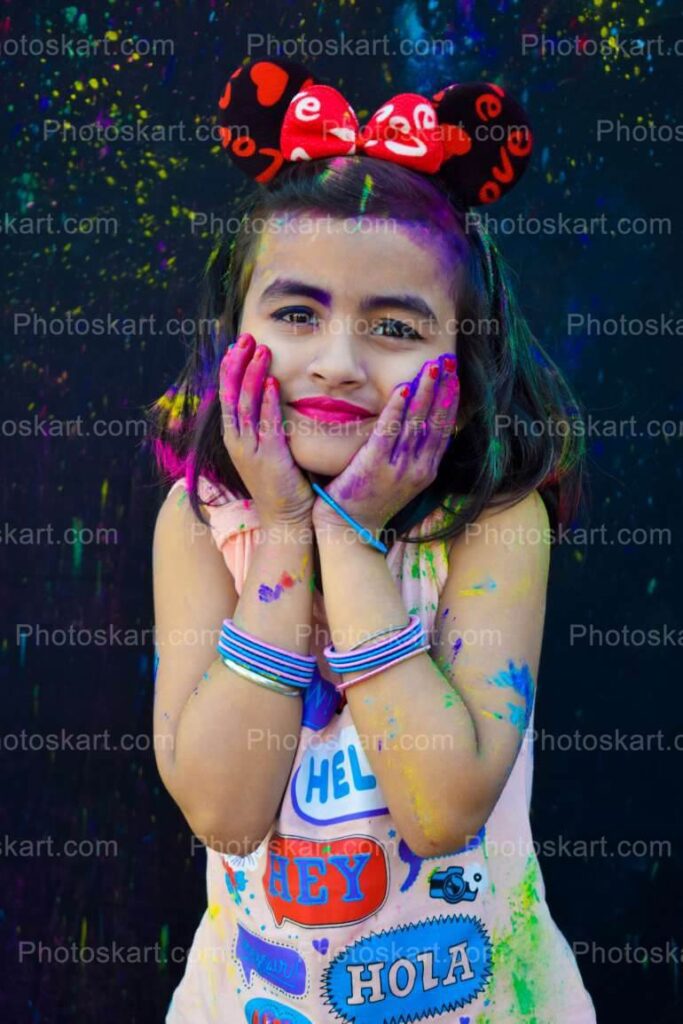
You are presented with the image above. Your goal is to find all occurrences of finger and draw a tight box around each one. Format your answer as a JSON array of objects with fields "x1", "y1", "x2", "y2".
[
  {"x1": 258, "y1": 376, "x2": 286, "y2": 451},
  {"x1": 219, "y1": 332, "x2": 255, "y2": 436},
  {"x1": 401, "y1": 359, "x2": 439, "y2": 457},
  {"x1": 371, "y1": 383, "x2": 409, "y2": 460},
  {"x1": 240, "y1": 344, "x2": 272, "y2": 436},
  {"x1": 421, "y1": 357, "x2": 459, "y2": 447},
  {"x1": 422, "y1": 370, "x2": 460, "y2": 474},
  {"x1": 429, "y1": 362, "x2": 460, "y2": 446}
]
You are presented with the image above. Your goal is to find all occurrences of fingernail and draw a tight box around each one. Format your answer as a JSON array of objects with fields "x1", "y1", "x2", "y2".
[
  {"x1": 400, "y1": 385, "x2": 410, "y2": 398},
  {"x1": 238, "y1": 333, "x2": 252, "y2": 349},
  {"x1": 443, "y1": 355, "x2": 456, "y2": 373},
  {"x1": 428, "y1": 363, "x2": 440, "y2": 380}
]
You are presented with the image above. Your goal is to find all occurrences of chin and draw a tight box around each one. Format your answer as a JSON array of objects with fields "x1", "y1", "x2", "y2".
[{"x1": 288, "y1": 436, "x2": 364, "y2": 477}]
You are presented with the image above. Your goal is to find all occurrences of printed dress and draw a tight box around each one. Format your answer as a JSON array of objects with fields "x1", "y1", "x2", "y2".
[{"x1": 164, "y1": 475, "x2": 597, "y2": 1024}]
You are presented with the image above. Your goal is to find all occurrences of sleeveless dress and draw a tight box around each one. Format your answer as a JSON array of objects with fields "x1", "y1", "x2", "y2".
[{"x1": 164, "y1": 475, "x2": 597, "y2": 1024}]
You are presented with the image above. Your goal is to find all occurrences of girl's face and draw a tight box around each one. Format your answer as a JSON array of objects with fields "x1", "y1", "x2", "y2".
[{"x1": 237, "y1": 213, "x2": 462, "y2": 478}]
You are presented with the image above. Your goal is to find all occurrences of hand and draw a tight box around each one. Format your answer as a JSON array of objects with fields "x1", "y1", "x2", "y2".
[
  {"x1": 219, "y1": 332, "x2": 315, "y2": 525},
  {"x1": 312, "y1": 353, "x2": 459, "y2": 537}
]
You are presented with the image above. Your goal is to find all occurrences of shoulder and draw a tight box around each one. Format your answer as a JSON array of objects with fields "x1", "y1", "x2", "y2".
[
  {"x1": 153, "y1": 479, "x2": 229, "y2": 579},
  {"x1": 480, "y1": 487, "x2": 549, "y2": 529},
  {"x1": 446, "y1": 488, "x2": 550, "y2": 566}
]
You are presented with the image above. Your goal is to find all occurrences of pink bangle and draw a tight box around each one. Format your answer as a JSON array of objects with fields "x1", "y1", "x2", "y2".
[{"x1": 334, "y1": 644, "x2": 430, "y2": 692}]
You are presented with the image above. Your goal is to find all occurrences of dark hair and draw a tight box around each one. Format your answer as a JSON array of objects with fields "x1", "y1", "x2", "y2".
[{"x1": 147, "y1": 154, "x2": 588, "y2": 547}]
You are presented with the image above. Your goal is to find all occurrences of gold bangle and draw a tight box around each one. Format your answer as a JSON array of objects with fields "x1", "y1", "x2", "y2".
[{"x1": 219, "y1": 654, "x2": 302, "y2": 698}]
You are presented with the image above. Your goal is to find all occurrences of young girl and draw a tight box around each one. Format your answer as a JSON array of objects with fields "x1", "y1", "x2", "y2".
[{"x1": 150, "y1": 58, "x2": 596, "y2": 1023}]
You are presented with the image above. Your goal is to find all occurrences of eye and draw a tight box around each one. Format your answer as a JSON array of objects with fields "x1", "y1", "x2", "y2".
[
  {"x1": 270, "y1": 306, "x2": 319, "y2": 326},
  {"x1": 372, "y1": 318, "x2": 424, "y2": 340}
]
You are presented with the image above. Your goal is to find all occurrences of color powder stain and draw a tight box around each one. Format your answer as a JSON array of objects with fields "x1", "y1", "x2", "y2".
[
  {"x1": 485, "y1": 655, "x2": 532, "y2": 729},
  {"x1": 477, "y1": 854, "x2": 547, "y2": 1021},
  {"x1": 359, "y1": 172, "x2": 373, "y2": 214},
  {"x1": 422, "y1": 545, "x2": 439, "y2": 583},
  {"x1": 71, "y1": 517, "x2": 83, "y2": 574},
  {"x1": 480, "y1": 708, "x2": 505, "y2": 721},
  {"x1": 410, "y1": 544, "x2": 440, "y2": 584},
  {"x1": 258, "y1": 554, "x2": 310, "y2": 603},
  {"x1": 458, "y1": 575, "x2": 497, "y2": 596},
  {"x1": 159, "y1": 923, "x2": 169, "y2": 968},
  {"x1": 400, "y1": 758, "x2": 442, "y2": 844}
]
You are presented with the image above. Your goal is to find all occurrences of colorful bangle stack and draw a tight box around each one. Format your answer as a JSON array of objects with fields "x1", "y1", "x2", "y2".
[
  {"x1": 323, "y1": 613, "x2": 430, "y2": 693},
  {"x1": 217, "y1": 618, "x2": 317, "y2": 696}
]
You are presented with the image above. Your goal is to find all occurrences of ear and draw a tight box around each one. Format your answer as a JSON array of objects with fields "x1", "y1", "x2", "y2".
[
  {"x1": 218, "y1": 58, "x2": 324, "y2": 183},
  {"x1": 432, "y1": 82, "x2": 534, "y2": 206}
]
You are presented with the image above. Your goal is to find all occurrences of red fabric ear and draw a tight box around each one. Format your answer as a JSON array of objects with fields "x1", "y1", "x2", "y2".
[
  {"x1": 432, "y1": 82, "x2": 534, "y2": 206},
  {"x1": 218, "y1": 57, "x2": 322, "y2": 183}
]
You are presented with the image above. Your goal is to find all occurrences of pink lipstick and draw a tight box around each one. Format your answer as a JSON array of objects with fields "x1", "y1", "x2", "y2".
[{"x1": 287, "y1": 397, "x2": 375, "y2": 424}]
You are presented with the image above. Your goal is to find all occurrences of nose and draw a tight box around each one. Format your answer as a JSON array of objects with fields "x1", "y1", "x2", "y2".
[{"x1": 307, "y1": 333, "x2": 369, "y2": 389}]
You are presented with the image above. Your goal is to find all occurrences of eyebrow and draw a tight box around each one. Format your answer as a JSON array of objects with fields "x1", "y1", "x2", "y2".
[{"x1": 258, "y1": 277, "x2": 438, "y2": 322}]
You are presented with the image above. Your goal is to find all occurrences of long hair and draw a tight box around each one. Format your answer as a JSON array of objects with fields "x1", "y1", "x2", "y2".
[{"x1": 146, "y1": 155, "x2": 588, "y2": 547}]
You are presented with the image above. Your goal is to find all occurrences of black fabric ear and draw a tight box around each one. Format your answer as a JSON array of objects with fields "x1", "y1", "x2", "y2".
[
  {"x1": 432, "y1": 82, "x2": 534, "y2": 207},
  {"x1": 218, "y1": 57, "x2": 323, "y2": 183}
]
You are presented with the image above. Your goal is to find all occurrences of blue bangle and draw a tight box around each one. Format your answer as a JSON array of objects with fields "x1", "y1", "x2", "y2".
[{"x1": 311, "y1": 483, "x2": 388, "y2": 554}]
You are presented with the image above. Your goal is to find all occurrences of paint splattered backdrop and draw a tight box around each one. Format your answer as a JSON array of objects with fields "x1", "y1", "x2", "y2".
[{"x1": 1, "y1": 0, "x2": 680, "y2": 1020}]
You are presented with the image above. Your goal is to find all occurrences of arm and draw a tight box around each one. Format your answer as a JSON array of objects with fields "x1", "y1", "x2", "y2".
[
  {"x1": 315, "y1": 489, "x2": 550, "y2": 858},
  {"x1": 152, "y1": 488, "x2": 314, "y2": 855}
]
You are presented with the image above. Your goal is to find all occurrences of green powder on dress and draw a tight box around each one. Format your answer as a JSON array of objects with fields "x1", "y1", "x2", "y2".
[{"x1": 476, "y1": 852, "x2": 550, "y2": 1023}]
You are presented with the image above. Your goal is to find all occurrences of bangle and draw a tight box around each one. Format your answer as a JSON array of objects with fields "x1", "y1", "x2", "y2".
[
  {"x1": 217, "y1": 618, "x2": 317, "y2": 691},
  {"x1": 218, "y1": 653, "x2": 302, "y2": 697},
  {"x1": 324, "y1": 614, "x2": 426, "y2": 675},
  {"x1": 311, "y1": 483, "x2": 388, "y2": 554},
  {"x1": 335, "y1": 644, "x2": 430, "y2": 691},
  {"x1": 347, "y1": 619, "x2": 411, "y2": 651}
]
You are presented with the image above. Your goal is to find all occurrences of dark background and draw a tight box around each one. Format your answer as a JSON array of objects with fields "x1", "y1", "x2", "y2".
[{"x1": 1, "y1": 1, "x2": 681, "y2": 1021}]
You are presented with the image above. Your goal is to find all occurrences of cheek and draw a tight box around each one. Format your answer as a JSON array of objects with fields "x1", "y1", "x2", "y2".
[{"x1": 385, "y1": 354, "x2": 434, "y2": 395}]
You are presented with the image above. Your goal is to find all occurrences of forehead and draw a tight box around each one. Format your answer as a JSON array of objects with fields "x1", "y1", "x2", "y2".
[{"x1": 247, "y1": 214, "x2": 462, "y2": 301}]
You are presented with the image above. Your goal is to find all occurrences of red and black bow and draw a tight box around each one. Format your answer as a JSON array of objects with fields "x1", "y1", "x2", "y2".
[{"x1": 217, "y1": 57, "x2": 533, "y2": 207}]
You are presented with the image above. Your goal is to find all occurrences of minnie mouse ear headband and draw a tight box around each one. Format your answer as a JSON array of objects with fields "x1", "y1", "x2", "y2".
[{"x1": 217, "y1": 57, "x2": 534, "y2": 207}]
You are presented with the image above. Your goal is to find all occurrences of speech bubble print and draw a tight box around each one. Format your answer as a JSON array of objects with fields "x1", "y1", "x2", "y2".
[
  {"x1": 322, "y1": 914, "x2": 492, "y2": 1024},
  {"x1": 290, "y1": 725, "x2": 389, "y2": 825},
  {"x1": 244, "y1": 996, "x2": 313, "y2": 1024},
  {"x1": 264, "y1": 833, "x2": 388, "y2": 928},
  {"x1": 235, "y1": 923, "x2": 307, "y2": 996}
]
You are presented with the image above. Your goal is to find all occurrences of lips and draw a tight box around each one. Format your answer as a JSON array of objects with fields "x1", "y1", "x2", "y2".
[{"x1": 288, "y1": 398, "x2": 375, "y2": 423}]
